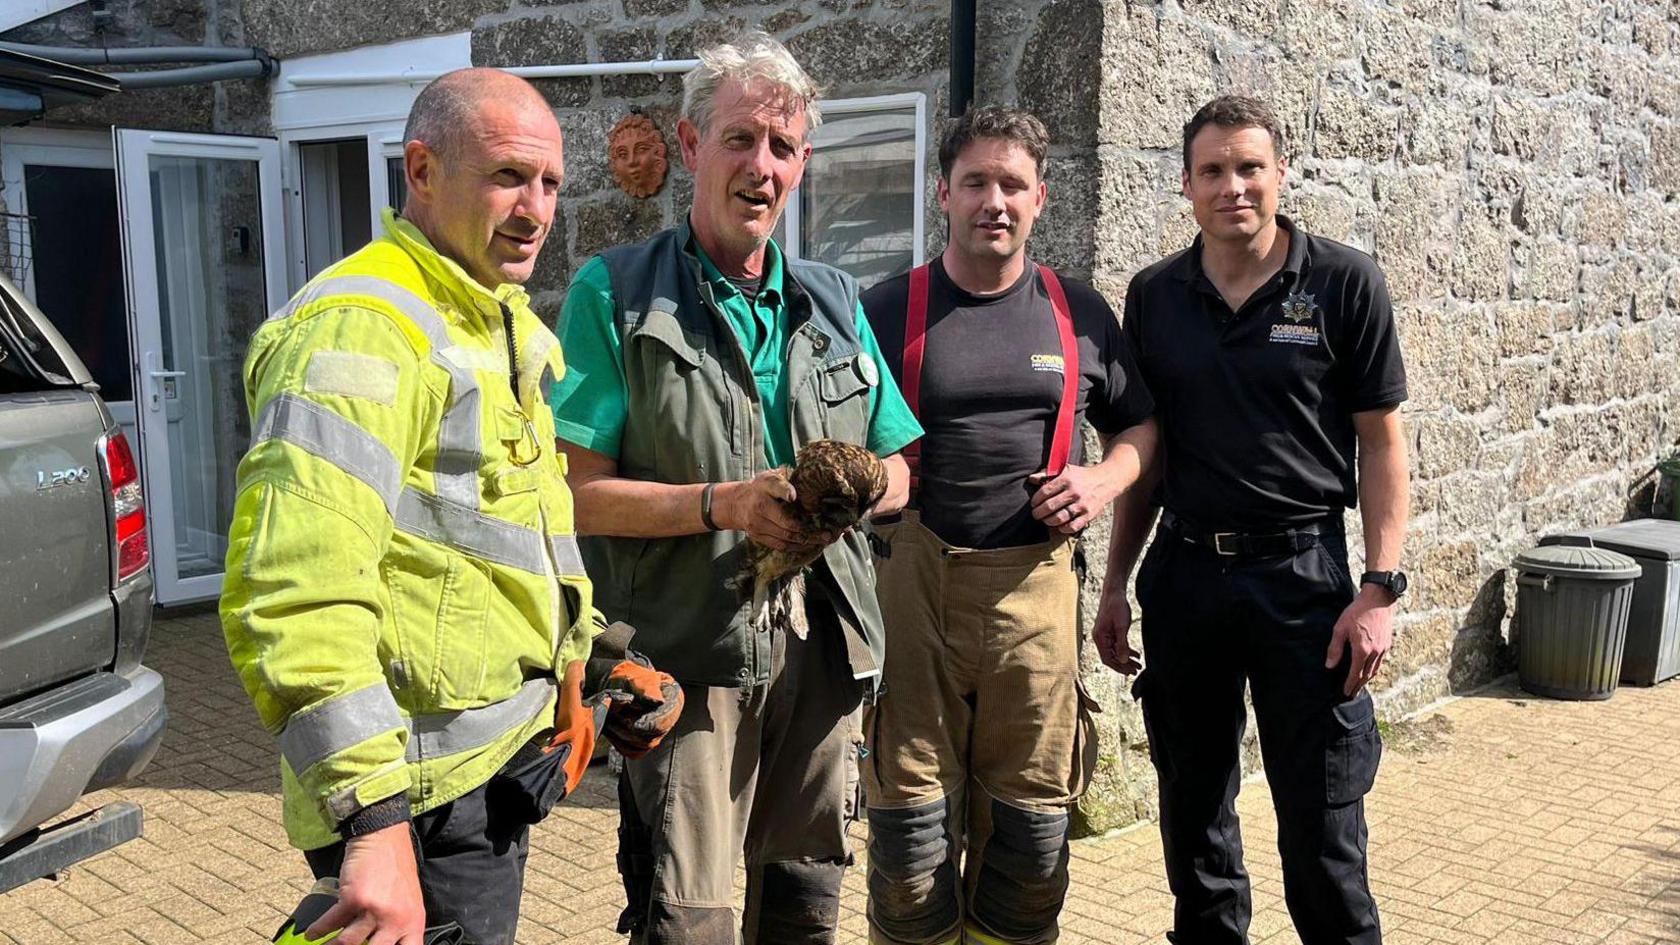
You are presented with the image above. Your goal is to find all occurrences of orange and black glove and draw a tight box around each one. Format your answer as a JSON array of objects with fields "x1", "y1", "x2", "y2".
[
  {"x1": 547, "y1": 659, "x2": 600, "y2": 795},
  {"x1": 585, "y1": 652, "x2": 684, "y2": 759},
  {"x1": 487, "y1": 660, "x2": 602, "y2": 826}
]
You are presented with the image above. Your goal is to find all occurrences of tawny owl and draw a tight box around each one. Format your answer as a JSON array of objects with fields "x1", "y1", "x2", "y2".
[{"x1": 739, "y1": 439, "x2": 888, "y2": 639}]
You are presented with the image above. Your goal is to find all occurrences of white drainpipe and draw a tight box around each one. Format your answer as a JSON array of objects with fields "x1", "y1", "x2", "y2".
[{"x1": 283, "y1": 58, "x2": 701, "y2": 89}]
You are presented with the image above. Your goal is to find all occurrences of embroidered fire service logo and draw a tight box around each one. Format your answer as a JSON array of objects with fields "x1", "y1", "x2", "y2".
[
  {"x1": 1280, "y1": 290, "x2": 1320, "y2": 323},
  {"x1": 1269, "y1": 290, "x2": 1324, "y2": 346}
]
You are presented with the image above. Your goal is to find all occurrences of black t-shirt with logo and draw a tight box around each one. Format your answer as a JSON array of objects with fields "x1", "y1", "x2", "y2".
[
  {"x1": 862, "y1": 259, "x2": 1155, "y2": 549},
  {"x1": 1123, "y1": 216, "x2": 1408, "y2": 530}
]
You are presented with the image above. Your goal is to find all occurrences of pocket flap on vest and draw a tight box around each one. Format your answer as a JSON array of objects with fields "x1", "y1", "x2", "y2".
[
  {"x1": 819, "y1": 356, "x2": 874, "y2": 402},
  {"x1": 630, "y1": 308, "x2": 706, "y2": 368}
]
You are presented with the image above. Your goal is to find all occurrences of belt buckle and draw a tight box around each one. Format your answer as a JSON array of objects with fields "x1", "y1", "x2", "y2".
[{"x1": 1212, "y1": 532, "x2": 1239, "y2": 556}]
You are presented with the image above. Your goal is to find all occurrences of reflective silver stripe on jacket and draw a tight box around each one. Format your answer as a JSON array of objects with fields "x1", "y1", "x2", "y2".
[
  {"x1": 550, "y1": 535, "x2": 586, "y2": 577},
  {"x1": 394, "y1": 487, "x2": 550, "y2": 573},
  {"x1": 253, "y1": 393, "x2": 403, "y2": 511},
  {"x1": 404, "y1": 676, "x2": 556, "y2": 763},
  {"x1": 271, "y1": 273, "x2": 485, "y2": 510},
  {"x1": 279, "y1": 684, "x2": 406, "y2": 776}
]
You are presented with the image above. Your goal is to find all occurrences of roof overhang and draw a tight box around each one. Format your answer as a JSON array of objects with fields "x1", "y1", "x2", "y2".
[{"x1": 0, "y1": 47, "x2": 120, "y2": 125}]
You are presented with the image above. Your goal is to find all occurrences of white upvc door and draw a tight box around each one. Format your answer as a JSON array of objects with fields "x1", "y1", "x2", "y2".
[
  {"x1": 114, "y1": 129, "x2": 288, "y2": 605},
  {"x1": 279, "y1": 119, "x2": 405, "y2": 292}
]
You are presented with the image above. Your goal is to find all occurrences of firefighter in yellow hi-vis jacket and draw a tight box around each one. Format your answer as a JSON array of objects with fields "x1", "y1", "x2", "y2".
[{"x1": 221, "y1": 69, "x2": 682, "y2": 945}]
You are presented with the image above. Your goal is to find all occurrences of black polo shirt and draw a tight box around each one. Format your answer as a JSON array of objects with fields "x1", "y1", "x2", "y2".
[{"x1": 1123, "y1": 216, "x2": 1406, "y2": 530}]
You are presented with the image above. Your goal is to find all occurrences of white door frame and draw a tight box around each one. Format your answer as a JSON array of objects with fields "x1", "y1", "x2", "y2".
[
  {"x1": 0, "y1": 127, "x2": 139, "y2": 442},
  {"x1": 115, "y1": 129, "x2": 288, "y2": 604},
  {"x1": 0, "y1": 127, "x2": 115, "y2": 301},
  {"x1": 277, "y1": 119, "x2": 405, "y2": 292},
  {"x1": 270, "y1": 31, "x2": 469, "y2": 293}
]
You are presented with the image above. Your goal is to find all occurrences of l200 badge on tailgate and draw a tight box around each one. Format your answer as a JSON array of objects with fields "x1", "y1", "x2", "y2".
[{"x1": 36, "y1": 466, "x2": 91, "y2": 490}]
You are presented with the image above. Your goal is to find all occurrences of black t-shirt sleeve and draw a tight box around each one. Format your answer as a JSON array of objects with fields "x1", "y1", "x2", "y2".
[
  {"x1": 1103, "y1": 313, "x2": 1155, "y2": 432},
  {"x1": 1064, "y1": 276, "x2": 1154, "y2": 436},
  {"x1": 860, "y1": 275, "x2": 910, "y2": 386},
  {"x1": 1338, "y1": 265, "x2": 1408, "y2": 411}
]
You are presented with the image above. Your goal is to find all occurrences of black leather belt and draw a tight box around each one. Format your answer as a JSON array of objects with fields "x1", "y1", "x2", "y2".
[{"x1": 1159, "y1": 509, "x2": 1343, "y2": 558}]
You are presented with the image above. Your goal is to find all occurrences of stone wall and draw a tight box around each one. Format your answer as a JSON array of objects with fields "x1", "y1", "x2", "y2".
[{"x1": 1036, "y1": 0, "x2": 1680, "y2": 833}]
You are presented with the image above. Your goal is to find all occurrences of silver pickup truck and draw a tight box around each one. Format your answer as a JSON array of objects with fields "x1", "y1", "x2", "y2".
[{"x1": 0, "y1": 272, "x2": 167, "y2": 892}]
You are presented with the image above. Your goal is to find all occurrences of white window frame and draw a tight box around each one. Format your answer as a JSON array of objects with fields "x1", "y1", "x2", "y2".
[{"x1": 781, "y1": 92, "x2": 927, "y2": 270}]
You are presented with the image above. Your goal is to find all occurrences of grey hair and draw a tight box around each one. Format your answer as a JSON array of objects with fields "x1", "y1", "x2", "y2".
[{"x1": 682, "y1": 30, "x2": 823, "y2": 139}]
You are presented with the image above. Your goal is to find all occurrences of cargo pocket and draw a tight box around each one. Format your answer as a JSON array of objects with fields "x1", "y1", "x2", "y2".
[
  {"x1": 1325, "y1": 691, "x2": 1381, "y2": 806},
  {"x1": 1067, "y1": 679, "x2": 1103, "y2": 801},
  {"x1": 433, "y1": 555, "x2": 492, "y2": 708}
]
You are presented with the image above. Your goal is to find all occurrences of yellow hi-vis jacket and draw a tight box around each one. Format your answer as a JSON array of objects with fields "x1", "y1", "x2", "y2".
[{"x1": 221, "y1": 209, "x2": 601, "y2": 851}]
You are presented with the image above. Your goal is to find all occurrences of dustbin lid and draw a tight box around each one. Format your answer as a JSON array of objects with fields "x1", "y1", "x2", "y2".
[
  {"x1": 1539, "y1": 520, "x2": 1680, "y2": 561},
  {"x1": 1513, "y1": 544, "x2": 1641, "y2": 580}
]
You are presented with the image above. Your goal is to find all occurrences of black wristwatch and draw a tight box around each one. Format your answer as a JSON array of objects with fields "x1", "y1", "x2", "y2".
[{"x1": 1360, "y1": 570, "x2": 1408, "y2": 601}]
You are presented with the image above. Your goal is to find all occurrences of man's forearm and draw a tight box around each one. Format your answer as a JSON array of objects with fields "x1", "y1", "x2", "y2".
[
  {"x1": 1095, "y1": 418, "x2": 1158, "y2": 497},
  {"x1": 1355, "y1": 411, "x2": 1409, "y2": 572},
  {"x1": 1100, "y1": 419, "x2": 1162, "y2": 595},
  {"x1": 570, "y1": 475, "x2": 715, "y2": 538},
  {"x1": 1103, "y1": 467, "x2": 1160, "y2": 593},
  {"x1": 871, "y1": 453, "x2": 911, "y2": 518}
]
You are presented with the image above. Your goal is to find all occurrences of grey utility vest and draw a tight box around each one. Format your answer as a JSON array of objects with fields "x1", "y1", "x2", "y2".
[{"x1": 586, "y1": 223, "x2": 886, "y2": 689}]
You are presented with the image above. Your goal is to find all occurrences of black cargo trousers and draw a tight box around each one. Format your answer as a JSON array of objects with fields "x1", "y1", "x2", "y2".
[
  {"x1": 304, "y1": 759, "x2": 537, "y2": 945},
  {"x1": 1132, "y1": 520, "x2": 1383, "y2": 945}
]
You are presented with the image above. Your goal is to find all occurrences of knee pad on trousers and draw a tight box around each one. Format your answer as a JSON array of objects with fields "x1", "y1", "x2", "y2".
[
  {"x1": 747, "y1": 858, "x2": 847, "y2": 945},
  {"x1": 970, "y1": 799, "x2": 1071, "y2": 944},
  {"x1": 867, "y1": 800, "x2": 961, "y2": 943},
  {"x1": 640, "y1": 900, "x2": 737, "y2": 945}
]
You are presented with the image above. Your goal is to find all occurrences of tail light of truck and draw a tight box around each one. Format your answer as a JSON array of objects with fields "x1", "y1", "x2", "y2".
[{"x1": 98, "y1": 430, "x2": 150, "y2": 583}]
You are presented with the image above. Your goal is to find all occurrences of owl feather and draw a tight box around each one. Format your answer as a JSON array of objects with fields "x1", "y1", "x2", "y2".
[{"x1": 737, "y1": 439, "x2": 888, "y2": 639}]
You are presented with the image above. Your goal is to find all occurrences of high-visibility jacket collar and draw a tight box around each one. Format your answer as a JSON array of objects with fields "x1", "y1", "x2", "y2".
[{"x1": 381, "y1": 208, "x2": 532, "y2": 323}]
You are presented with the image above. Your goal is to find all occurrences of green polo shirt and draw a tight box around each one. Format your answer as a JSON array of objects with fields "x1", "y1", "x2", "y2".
[{"x1": 549, "y1": 238, "x2": 922, "y2": 468}]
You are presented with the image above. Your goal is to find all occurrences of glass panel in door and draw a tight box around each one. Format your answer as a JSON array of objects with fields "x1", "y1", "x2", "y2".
[{"x1": 116, "y1": 130, "x2": 287, "y2": 604}]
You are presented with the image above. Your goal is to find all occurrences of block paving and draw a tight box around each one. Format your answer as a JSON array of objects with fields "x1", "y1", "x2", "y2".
[{"x1": 2, "y1": 611, "x2": 1676, "y2": 943}]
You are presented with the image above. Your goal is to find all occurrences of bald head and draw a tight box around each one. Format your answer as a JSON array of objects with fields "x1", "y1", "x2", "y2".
[
  {"x1": 399, "y1": 68, "x2": 566, "y2": 290},
  {"x1": 404, "y1": 68, "x2": 554, "y2": 167}
]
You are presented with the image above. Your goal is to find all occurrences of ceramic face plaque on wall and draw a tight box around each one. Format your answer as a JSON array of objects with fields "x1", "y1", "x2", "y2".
[{"x1": 608, "y1": 113, "x2": 669, "y2": 198}]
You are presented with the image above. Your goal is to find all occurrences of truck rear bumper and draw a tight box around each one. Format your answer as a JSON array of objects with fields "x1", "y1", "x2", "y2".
[
  {"x1": 0, "y1": 801, "x2": 143, "y2": 894},
  {"x1": 0, "y1": 666, "x2": 167, "y2": 845}
]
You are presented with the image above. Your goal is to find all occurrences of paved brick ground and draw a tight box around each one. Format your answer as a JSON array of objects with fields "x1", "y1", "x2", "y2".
[{"x1": 2, "y1": 611, "x2": 1677, "y2": 944}]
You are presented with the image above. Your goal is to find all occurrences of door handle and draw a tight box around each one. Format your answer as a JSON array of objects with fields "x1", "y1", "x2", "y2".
[{"x1": 142, "y1": 352, "x2": 185, "y2": 412}]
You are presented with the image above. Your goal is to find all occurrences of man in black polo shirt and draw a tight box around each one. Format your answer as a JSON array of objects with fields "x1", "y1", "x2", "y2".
[
  {"x1": 1095, "y1": 95, "x2": 1408, "y2": 945},
  {"x1": 859, "y1": 106, "x2": 1156, "y2": 945}
]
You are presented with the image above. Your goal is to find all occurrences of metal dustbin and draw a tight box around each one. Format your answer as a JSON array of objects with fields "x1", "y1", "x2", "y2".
[
  {"x1": 1512, "y1": 543, "x2": 1640, "y2": 700},
  {"x1": 1540, "y1": 520, "x2": 1680, "y2": 685}
]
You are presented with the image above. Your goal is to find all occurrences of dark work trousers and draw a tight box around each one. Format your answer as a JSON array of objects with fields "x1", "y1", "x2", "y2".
[
  {"x1": 614, "y1": 584, "x2": 865, "y2": 945},
  {"x1": 304, "y1": 771, "x2": 532, "y2": 945},
  {"x1": 1133, "y1": 527, "x2": 1383, "y2": 945}
]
